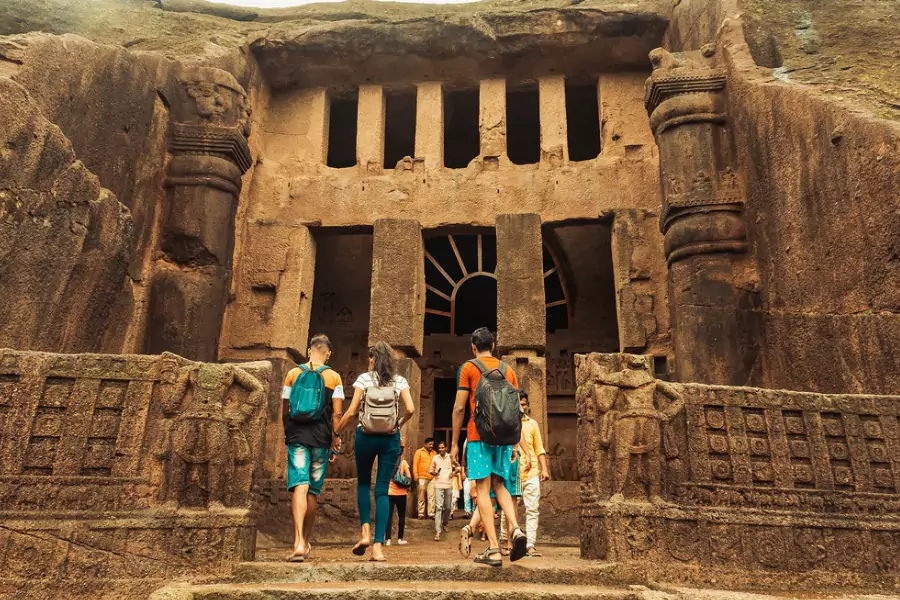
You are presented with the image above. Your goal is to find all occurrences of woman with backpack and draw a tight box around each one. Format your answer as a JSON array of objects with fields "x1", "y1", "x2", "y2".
[
  {"x1": 334, "y1": 341, "x2": 416, "y2": 562},
  {"x1": 385, "y1": 443, "x2": 412, "y2": 546}
]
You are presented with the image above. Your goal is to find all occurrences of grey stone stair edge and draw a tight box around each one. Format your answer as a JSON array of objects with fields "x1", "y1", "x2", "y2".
[
  {"x1": 229, "y1": 561, "x2": 621, "y2": 585},
  {"x1": 150, "y1": 582, "x2": 645, "y2": 600}
]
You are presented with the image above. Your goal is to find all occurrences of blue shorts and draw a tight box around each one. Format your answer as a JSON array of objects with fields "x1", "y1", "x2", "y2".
[
  {"x1": 467, "y1": 440, "x2": 514, "y2": 485},
  {"x1": 286, "y1": 444, "x2": 329, "y2": 495}
]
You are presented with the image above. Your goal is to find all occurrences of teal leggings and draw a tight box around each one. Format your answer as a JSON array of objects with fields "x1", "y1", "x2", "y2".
[{"x1": 355, "y1": 429, "x2": 401, "y2": 544}]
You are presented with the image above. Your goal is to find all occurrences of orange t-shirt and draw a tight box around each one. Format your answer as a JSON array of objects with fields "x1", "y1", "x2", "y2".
[{"x1": 456, "y1": 357, "x2": 518, "y2": 443}]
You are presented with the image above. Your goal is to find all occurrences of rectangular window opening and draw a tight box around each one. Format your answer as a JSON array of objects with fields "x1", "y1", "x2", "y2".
[
  {"x1": 326, "y1": 91, "x2": 358, "y2": 168},
  {"x1": 506, "y1": 85, "x2": 540, "y2": 165},
  {"x1": 383, "y1": 90, "x2": 417, "y2": 169},
  {"x1": 443, "y1": 89, "x2": 480, "y2": 169},
  {"x1": 565, "y1": 80, "x2": 601, "y2": 162}
]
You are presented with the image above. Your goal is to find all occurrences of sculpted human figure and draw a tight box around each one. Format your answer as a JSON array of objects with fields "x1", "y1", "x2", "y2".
[
  {"x1": 155, "y1": 354, "x2": 264, "y2": 511},
  {"x1": 589, "y1": 355, "x2": 684, "y2": 504}
]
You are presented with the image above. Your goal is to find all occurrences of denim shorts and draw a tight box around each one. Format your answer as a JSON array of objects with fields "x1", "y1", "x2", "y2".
[{"x1": 286, "y1": 443, "x2": 329, "y2": 495}]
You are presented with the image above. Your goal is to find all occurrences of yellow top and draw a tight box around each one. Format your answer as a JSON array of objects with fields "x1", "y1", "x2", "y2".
[{"x1": 519, "y1": 416, "x2": 546, "y2": 480}]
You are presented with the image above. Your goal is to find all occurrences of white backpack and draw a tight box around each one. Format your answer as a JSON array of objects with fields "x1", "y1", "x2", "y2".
[{"x1": 360, "y1": 374, "x2": 399, "y2": 435}]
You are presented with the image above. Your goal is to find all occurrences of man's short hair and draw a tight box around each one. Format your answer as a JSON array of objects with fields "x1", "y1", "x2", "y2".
[
  {"x1": 470, "y1": 327, "x2": 494, "y2": 353},
  {"x1": 425, "y1": 437, "x2": 434, "y2": 444},
  {"x1": 309, "y1": 333, "x2": 332, "y2": 352}
]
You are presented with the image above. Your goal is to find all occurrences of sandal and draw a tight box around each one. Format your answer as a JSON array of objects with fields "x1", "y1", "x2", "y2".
[
  {"x1": 285, "y1": 553, "x2": 305, "y2": 563},
  {"x1": 352, "y1": 541, "x2": 370, "y2": 556},
  {"x1": 526, "y1": 547, "x2": 542, "y2": 558},
  {"x1": 500, "y1": 546, "x2": 511, "y2": 556},
  {"x1": 509, "y1": 528, "x2": 528, "y2": 562},
  {"x1": 459, "y1": 525, "x2": 473, "y2": 558},
  {"x1": 474, "y1": 547, "x2": 502, "y2": 567}
]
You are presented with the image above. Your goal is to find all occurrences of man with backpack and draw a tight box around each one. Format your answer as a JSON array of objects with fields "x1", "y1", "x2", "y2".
[
  {"x1": 281, "y1": 334, "x2": 345, "y2": 562},
  {"x1": 450, "y1": 327, "x2": 528, "y2": 567}
]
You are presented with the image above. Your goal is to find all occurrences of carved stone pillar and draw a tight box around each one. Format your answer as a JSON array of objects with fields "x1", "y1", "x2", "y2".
[
  {"x1": 368, "y1": 218, "x2": 425, "y2": 451},
  {"x1": 645, "y1": 48, "x2": 758, "y2": 385},
  {"x1": 145, "y1": 68, "x2": 252, "y2": 361},
  {"x1": 496, "y1": 213, "x2": 549, "y2": 444}
]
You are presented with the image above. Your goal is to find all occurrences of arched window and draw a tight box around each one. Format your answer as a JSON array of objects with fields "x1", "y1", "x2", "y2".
[{"x1": 424, "y1": 233, "x2": 569, "y2": 335}]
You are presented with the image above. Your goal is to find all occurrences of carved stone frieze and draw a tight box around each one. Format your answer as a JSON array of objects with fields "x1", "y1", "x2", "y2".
[
  {"x1": 578, "y1": 352, "x2": 900, "y2": 576},
  {"x1": 0, "y1": 349, "x2": 271, "y2": 595}
]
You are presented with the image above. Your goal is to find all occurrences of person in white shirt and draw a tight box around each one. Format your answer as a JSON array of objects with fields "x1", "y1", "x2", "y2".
[{"x1": 429, "y1": 441, "x2": 458, "y2": 540}]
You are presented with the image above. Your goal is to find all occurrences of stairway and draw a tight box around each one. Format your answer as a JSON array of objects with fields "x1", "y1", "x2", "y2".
[{"x1": 149, "y1": 560, "x2": 652, "y2": 599}]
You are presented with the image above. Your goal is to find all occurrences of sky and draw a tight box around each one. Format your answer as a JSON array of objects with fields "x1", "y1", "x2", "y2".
[{"x1": 208, "y1": 0, "x2": 478, "y2": 7}]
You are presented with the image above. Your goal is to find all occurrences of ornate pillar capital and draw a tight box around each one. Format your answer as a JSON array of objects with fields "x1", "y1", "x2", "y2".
[
  {"x1": 644, "y1": 48, "x2": 746, "y2": 264},
  {"x1": 167, "y1": 69, "x2": 252, "y2": 190},
  {"x1": 146, "y1": 68, "x2": 254, "y2": 361}
]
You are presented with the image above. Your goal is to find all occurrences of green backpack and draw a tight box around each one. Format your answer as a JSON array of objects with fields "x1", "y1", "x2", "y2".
[{"x1": 288, "y1": 364, "x2": 329, "y2": 422}]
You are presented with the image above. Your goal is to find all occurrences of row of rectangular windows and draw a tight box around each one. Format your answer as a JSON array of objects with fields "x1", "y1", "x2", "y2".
[{"x1": 326, "y1": 79, "x2": 603, "y2": 170}]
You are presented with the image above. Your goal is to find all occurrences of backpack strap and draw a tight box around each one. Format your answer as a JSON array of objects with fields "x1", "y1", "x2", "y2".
[
  {"x1": 470, "y1": 359, "x2": 489, "y2": 374},
  {"x1": 497, "y1": 361, "x2": 508, "y2": 376},
  {"x1": 299, "y1": 363, "x2": 310, "y2": 373},
  {"x1": 314, "y1": 365, "x2": 329, "y2": 374}
]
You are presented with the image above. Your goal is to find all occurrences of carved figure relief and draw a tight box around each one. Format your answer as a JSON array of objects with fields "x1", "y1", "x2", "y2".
[
  {"x1": 586, "y1": 355, "x2": 685, "y2": 503},
  {"x1": 185, "y1": 82, "x2": 229, "y2": 123},
  {"x1": 153, "y1": 353, "x2": 264, "y2": 511}
]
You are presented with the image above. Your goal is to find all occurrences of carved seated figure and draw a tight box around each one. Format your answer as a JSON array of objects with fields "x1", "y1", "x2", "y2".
[
  {"x1": 154, "y1": 355, "x2": 264, "y2": 512},
  {"x1": 589, "y1": 355, "x2": 684, "y2": 505}
]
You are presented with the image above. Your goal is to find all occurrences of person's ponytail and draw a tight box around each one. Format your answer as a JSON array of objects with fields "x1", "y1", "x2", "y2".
[{"x1": 369, "y1": 341, "x2": 395, "y2": 387}]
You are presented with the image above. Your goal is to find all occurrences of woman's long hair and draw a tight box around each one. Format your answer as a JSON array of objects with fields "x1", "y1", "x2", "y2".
[{"x1": 369, "y1": 341, "x2": 395, "y2": 386}]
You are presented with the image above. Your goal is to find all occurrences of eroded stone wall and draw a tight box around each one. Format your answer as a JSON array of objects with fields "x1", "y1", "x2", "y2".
[{"x1": 0, "y1": 72, "x2": 131, "y2": 354}]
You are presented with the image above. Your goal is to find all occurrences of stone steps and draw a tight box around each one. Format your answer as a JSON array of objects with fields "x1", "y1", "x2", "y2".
[
  {"x1": 152, "y1": 580, "x2": 643, "y2": 600},
  {"x1": 231, "y1": 560, "x2": 621, "y2": 587}
]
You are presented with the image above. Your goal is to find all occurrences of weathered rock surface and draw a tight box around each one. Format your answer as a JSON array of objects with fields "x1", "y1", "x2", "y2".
[
  {"x1": 249, "y1": 3, "x2": 669, "y2": 88},
  {"x1": 0, "y1": 76, "x2": 132, "y2": 352},
  {"x1": 740, "y1": 0, "x2": 900, "y2": 121}
]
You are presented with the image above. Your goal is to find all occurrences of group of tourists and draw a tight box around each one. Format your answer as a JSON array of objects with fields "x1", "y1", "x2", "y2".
[{"x1": 282, "y1": 327, "x2": 550, "y2": 566}]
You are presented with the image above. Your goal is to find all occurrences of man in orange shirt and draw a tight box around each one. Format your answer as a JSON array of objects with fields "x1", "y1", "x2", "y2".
[
  {"x1": 450, "y1": 327, "x2": 527, "y2": 567},
  {"x1": 412, "y1": 437, "x2": 436, "y2": 518}
]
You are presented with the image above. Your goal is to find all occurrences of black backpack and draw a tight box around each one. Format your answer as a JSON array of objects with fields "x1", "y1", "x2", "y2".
[{"x1": 470, "y1": 359, "x2": 523, "y2": 446}]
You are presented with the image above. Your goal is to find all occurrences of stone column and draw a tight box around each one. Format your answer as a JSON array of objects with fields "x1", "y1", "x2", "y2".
[
  {"x1": 357, "y1": 85, "x2": 385, "y2": 173},
  {"x1": 368, "y1": 219, "x2": 425, "y2": 450},
  {"x1": 538, "y1": 75, "x2": 568, "y2": 165},
  {"x1": 219, "y1": 224, "x2": 317, "y2": 480},
  {"x1": 496, "y1": 213, "x2": 548, "y2": 444},
  {"x1": 145, "y1": 67, "x2": 252, "y2": 362},
  {"x1": 598, "y1": 73, "x2": 656, "y2": 156},
  {"x1": 645, "y1": 48, "x2": 757, "y2": 385},
  {"x1": 479, "y1": 78, "x2": 506, "y2": 160},
  {"x1": 415, "y1": 82, "x2": 443, "y2": 169},
  {"x1": 611, "y1": 210, "x2": 662, "y2": 353}
]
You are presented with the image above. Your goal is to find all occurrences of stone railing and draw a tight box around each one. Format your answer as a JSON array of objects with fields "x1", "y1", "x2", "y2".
[
  {"x1": 0, "y1": 349, "x2": 270, "y2": 598},
  {"x1": 576, "y1": 352, "x2": 900, "y2": 579}
]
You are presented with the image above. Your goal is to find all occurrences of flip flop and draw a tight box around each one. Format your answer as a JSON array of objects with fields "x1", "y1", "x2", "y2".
[
  {"x1": 369, "y1": 556, "x2": 387, "y2": 562},
  {"x1": 525, "y1": 548, "x2": 542, "y2": 558},
  {"x1": 286, "y1": 553, "x2": 305, "y2": 563},
  {"x1": 459, "y1": 525, "x2": 473, "y2": 557},
  {"x1": 352, "y1": 541, "x2": 370, "y2": 556},
  {"x1": 509, "y1": 528, "x2": 528, "y2": 562}
]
